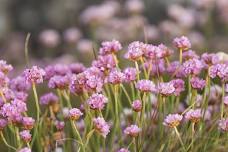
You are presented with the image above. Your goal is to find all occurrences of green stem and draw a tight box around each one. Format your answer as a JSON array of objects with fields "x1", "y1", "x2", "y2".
[
  {"x1": 174, "y1": 127, "x2": 186, "y2": 152},
  {"x1": 221, "y1": 83, "x2": 225, "y2": 119},
  {"x1": 0, "y1": 132, "x2": 17, "y2": 151}
]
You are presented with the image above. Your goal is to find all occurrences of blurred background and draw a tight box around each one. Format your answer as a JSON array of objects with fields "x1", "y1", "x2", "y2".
[{"x1": 0, "y1": 0, "x2": 228, "y2": 69}]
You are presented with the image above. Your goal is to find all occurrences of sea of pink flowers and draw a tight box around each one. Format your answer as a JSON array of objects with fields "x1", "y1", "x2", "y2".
[{"x1": 0, "y1": 36, "x2": 228, "y2": 152}]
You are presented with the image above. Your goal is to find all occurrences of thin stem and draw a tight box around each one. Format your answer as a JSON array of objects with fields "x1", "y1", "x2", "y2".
[
  {"x1": 221, "y1": 83, "x2": 225, "y2": 119},
  {"x1": 174, "y1": 127, "x2": 186, "y2": 152},
  {"x1": 0, "y1": 132, "x2": 17, "y2": 151},
  {"x1": 179, "y1": 48, "x2": 183, "y2": 64},
  {"x1": 71, "y1": 121, "x2": 85, "y2": 152}
]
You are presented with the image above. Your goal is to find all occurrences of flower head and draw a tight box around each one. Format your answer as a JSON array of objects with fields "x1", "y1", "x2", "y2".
[
  {"x1": 218, "y1": 118, "x2": 228, "y2": 132},
  {"x1": 93, "y1": 117, "x2": 110, "y2": 138},
  {"x1": 99, "y1": 40, "x2": 122, "y2": 55},
  {"x1": 87, "y1": 93, "x2": 108, "y2": 110},
  {"x1": 22, "y1": 117, "x2": 35, "y2": 130},
  {"x1": 107, "y1": 69, "x2": 125, "y2": 84},
  {"x1": 182, "y1": 50, "x2": 199, "y2": 60},
  {"x1": 124, "y1": 124, "x2": 141, "y2": 137},
  {"x1": 224, "y1": 96, "x2": 228, "y2": 106},
  {"x1": 185, "y1": 109, "x2": 201, "y2": 123},
  {"x1": 125, "y1": 41, "x2": 144, "y2": 61},
  {"x1": 170, "y1": 79, "x2": 185, "y2": 96},
  {"x1": 183, "y1": 58, "x2": 203, "y2": 76},
  {"x1": 24, "y1": 66, "x2": 46, "y2": 84},
  {"x1": 173, "y1": 36, "x2": 191, "y2": 50},
  {"x1": 10, "y1": 76, "x2": 31, "y2": 92},
  {"x1": 201, "y1": 53, "x2": 219, "y2": 67},
  {"x1": 48, "y1": 75, "x2": 70, "y2": 90},
  {"x1": 136, "y1": 80, "x2": 156, "y2": 93},
  {"x1": 123, "y1": 67, "x2": 138, "y2": 83},
  {"x1": 163, "y1": 114, "x2": 183, "y2": 128},
  {"x1": 0, "y1": 119, "x2": 8, "y2": 130},
  {"x1": 132, "y1": 100, "x2": 142, "y2": 112},
  {"x1": 157, "y1": 82, "x2": 175, "y2": 96},
  {"x1": 190, "y1": 77, "x2": 206, "y2": 90},
  {"x1": 68, "y1": 108, "x2": 83, "y2": 120},
  {"x1": 18, "y1": 147, "x2": 31, "y2": 152},
  {"x1": 118, "y1": 148, "x2": 130, "y2": 152},
  {"x1": 19, "y1": 130, "x2": 31, "y2": 142},
  {"x1": 0, "y1": 60, "x2": 13, "y2": 74},
  {"x1": 55, "y1": 121, "x2": 65, "y2": 131},
  {"x1": 40, "y1": 92, "x2": 58, "y2": 106},
  {"x1": 92, "y1": 55, "x2": 117, "y2": 72}
]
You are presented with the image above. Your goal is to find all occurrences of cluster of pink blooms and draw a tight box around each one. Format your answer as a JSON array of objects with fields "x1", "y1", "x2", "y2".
[{"x1": 0, "y1": 36, "x2": 228, "y2": 151}]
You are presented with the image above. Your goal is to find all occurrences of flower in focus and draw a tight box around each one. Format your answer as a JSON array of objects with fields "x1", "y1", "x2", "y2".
[
  {"x1": 68, "y1": 108, "x2": 83, "y2": 121},
  {"x1": 87, "y1": 93, "x2": 108, "y2": 110},
  {"x1": 19, "y1": 130, "x2": 32, "y2": 142},
  {"x1": 93, "y1": 117, "x2": 110, "y2": 138},
  {"x1": 183, "y1": 58, "x2": 203, "y2": 76},
  {"x1": 24, "y1": 66, "x2": 46, "y2": 84},
  {"x1": 92, "y1": 54, "x2": 117, "y2": 72},
  {"x1": 209, "y1": 64, "x2": 228, "y2": 81},
  {"x1": 125, "y1": 41, "x2": 145, "y2": 61},
  {"x1": 190, "y1": 77, "x2": 206, "y2": 90},
  {"x1": 124, "y1": 124, "x2": 141, "y2": 137},
  {"x1": 185, "y1": 109, "x2": 202, "y2": 123},
  {"x1": 163, "y1": 114, "x2": 183, "y2": 128},
  {"x1": 136, "y1": 80, "x2": 156, "y2": 93},
  {"x1": 99, "y1": 39, "x2": 122, "y2": 55},
  {"x1": 22, "y1": 117, "x2": 35, "y2": 130},
  {"x1": 173, "y1": 36, "x2": 191, "y2": 50},
  {"x1": 170, "y1": 79, "x2": 185, "y2": 96},
  {"x1": 107, "y1": 69, "x2": 125, "y2": 84},
  {"x1": 132, "y1": 100, "x2": 142, "y2": 112},
  {"x1": 157, "y1": 81, "x2": 175, "y2": 96},
  {"x1": 123, "y1": 67, "x2": 138, "y2": 83}
]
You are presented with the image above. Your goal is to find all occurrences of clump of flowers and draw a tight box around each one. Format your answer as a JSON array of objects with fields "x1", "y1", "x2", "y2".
[{"x1": 0, "y1": 36, "x2": 227, "y2": 152}]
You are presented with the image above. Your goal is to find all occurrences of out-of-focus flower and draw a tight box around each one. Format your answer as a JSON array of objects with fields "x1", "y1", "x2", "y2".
[
  {"x1": 163, "y1": 114, "x2": 183, "y2": 128},
  {"x1": 55, "y1": 121, "x2": 65, "y2": 131},
  {"x1": 39, "y1": 29, "x2": 60, "y2": 48},
  {"x1": 99, "y1": 40, "x2": 122, "y2": 55},
  {"x1": 63, "y1": 27, "x2": 82, "y2": 44},
  {"x1": 190, "y1": 77, "x2": 206, "y2": 90},
  {"x1": 0, "y1": 118, "x2": 8, "y2": 130},
  {"x1": 68, "y1": 108, "x2": 83, "y2": 121},
  {"x1": 224, "y1": 96, "x2": 228, "y2": 106},
  {"x1": 173, "y1": 36, "x2": 191, "y2": 50},
  {"x1": 201, "y1": 53, "x2": 219, "y2": 67},
  {"x1": 167, "y1": 61, "x2": 185, "y2": 78},
  {"x1": 92, "y1": 54, "x2": 117, "y2": 72},
  {"x1": 185, "y1": 109, "x2": 202, "y2": 123},
  {"x1": 123, "y1": 67, "x2": 138, "y2": 83},
  {"x1": 40, "y1": 93, "x2": 58, "y2": 106},
  {"x1": 136, "y1": 80, "x2": 156, "y2": 93},
  {"x1": 48, "y1": 75, "x2": 70, "y2": 90},
  {"x1": 93, "y1": 117, "x2": 110, "y2": 138},
  {"x1": 24, "y1": 66, "x2": 46, "y2": 84},
  {"x1": 18, "y1": 147, "x2": 31, "y2": 152},
  {"x1": 124, "y1": 124, "x2": 141, "y2": 137},
  {"x1": 209, "y1": 64, "x2": 228, "y2": 81},
  {"x1": 118, "y1": 148, "x2": 130, "y2": 152},
  {"x1": 69, "y1": 63, "x2": 86, "y2": 74},
  {"x1": 218, "y1": 118, "x2": 228, "y2": 131},
  {"x1": 171, "y1": 79, "x2": 185, "y2": 96},
  {"x1": 87, "y1": 93, "x2": 108, "y2": 110},
  {"x1": 19, "y1": 130, "x2": 31, "y2": 142},
  {"x1": 182, "y1": 50, "x2": 199, "y2": 61},
  {"x1": 132, "y1": 100, "x2": 142, "y2": 112},
  {"x1": 125, "y1": 0, "x2": 145, "y2": 14},
  {"x1": 0, "y1": 72, "x2": 9, "y2": 89},
  {"x1": 76, "y1": 39, "x2": 93, "y2": 54},
  {"x1": 0, "y1": 60, "x2": 13, "y2": 74},
  {"x1": 10, "y1": 76, "x2": 31, "y2": 92}
]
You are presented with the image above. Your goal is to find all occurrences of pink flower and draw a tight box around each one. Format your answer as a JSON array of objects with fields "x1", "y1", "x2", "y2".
[
  {"x1": 123, "y1": 67, "x2": 138, "y2": 83},
  {"x1": 39, "y1": 29, "x2": 60, "y2": 48},
  {"x1": 209, "y1": 64, "x2": 228, "y2": 81},
  {"x1": 68, "y1": 108, "x2": 83, "y2": 120},
  {"x1": 124, "y1": 124, "x2": 141, "y2": 137},
  {"x1": 87, "y1": 93, "x2": 108, "y2": 110},
  {"x1": 18, "y1": 147, "x2": 31, "y2": 152},
  {"x1": 24, "y1": 66, "x2": 46, "y2": 84},
  {"x1": 0, "y1": 60, "x2": 13, "y2": 74},
  {"x1": 99, "y1": 39, "x2": 122, "y2": 55},
  {"x1": 157, "y1": 82, "x2": 175, "y2": 96},
  {"x1": 0, "y1": 72, "x2": 9, "y2": 89},
  {"x1": 0, "y1": 119, "x2": 8, "y2": 130},
  {"x1": 92, "y1": 55, "x2": 117, "y2": 72},
  {"x1": 19, "y1": 130, "x2": 31, "y2": 142},
  {"x1": 93, "y1": 117, "x2": 110, "y2": 138},
  {"x1": 22, "y1": 117, "x2": 35, "y2": 130},
  {"x1": 182, "y1": 50, "x2": 199, "y2": 60},
  {"x1": 118, "y1": 148, "x2": 130, "y2": 152},
  {"x1": 132, "y1": 100, "x2": 142, "y2": 112},
  {"x1": 224, "y1": 96, "x2": 228, "y2": 106},
  {"x1": 40, "y1": 92, "x2": 58, "y2": 106},
  {"x1": 136, "y1": 80, "x2": 156, "y2": 93},
  {"x1": 48, "y1": 75, "x2": 70, "y2": 90},
  {"x1": 190, "y1": 77, "x2": 206, "y2": 90},
  {"x1": 170, "y1": 79, "x2": 185, "y2": 96},
  {"x1": 55, "y1": 121, "x2": 65, "y2": 131},
  {"x1": 10, "y1": 76, "x2": 31, "y2": 92},
  {"x1": 107, "y1": 69, "x2": 125, "y2": 84},
  {"x1": 185, "y1": 109, "x2": 202, "y2": 123},
  {"x1": 63, "y1": 27, "x2": 81, "y2": 44},
  {"x1": 163, "y1": 114, "x2": 183, "y2": 128},
  {"x1": 218, "y1": 118, "x2": 228, "y2": 132},
  {"x1": 183, "y1": 58, "x2": 203, "y2": 75},
  {"x1": 201, "y1": 53, "x2": 219, "y2": 67},
  {"x1": 173, "y1": 36, "x2": 191, "y2": 50},
  {"x1": 125, "y1": 41, "x2": 144, "y2": 61}
]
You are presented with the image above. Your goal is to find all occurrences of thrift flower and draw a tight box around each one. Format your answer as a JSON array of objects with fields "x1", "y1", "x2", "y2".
[
  {"x1": 22, "y1": 117, "x2": 35, "y2": 130},
  {"x1": 173, "y1": 36, "x2": 191, "y2": 50},
  {"x1": 87, "y1": 93, "x2": 108, "y2": 110},
  {"x1": 157, "y1": 82, "x2": 175, "y2": 96},
  {"x1": 224, "y1": 96, "x2": 228, "y2": 106},
  {"x1": 123, "y1": 67, "x2": 138, "y2": 83},
  {"x1": 0, "y1": 60, "x2": 13, "y2": 74},
  {"x1": 107, "y1": 69, "x2": 125, "y2": 84},
  {"x1": 190, "y1": 77, "x2": 206, "y2": 90},
  {"x1": 136, "y1": 80, "x2": 156, "y2": 93},
  {"x1": 185, "y1": 109, "x2": 202, "y2": 123},
  {"x1": 125, "y1": 41, "x2": 144, "y2": 61},
  {"x1": 163, "y1": 114, "x2": 183, "y2": 128},
  {"x1": 183, "y1": 58, "x2": 203, "y2": 75},
  {"x1": 40, "y1": 92, "x2": 58, "y2": 106},
  {"x1": 18, "y1": 147, "x2": 31, "y2": 152},
  {"x1": 124, "y1": 124, "x2": 141, "y2": 137},
  {"x1": 19, "y1": 130, "x2": 31, "y2": 142},
  {"x1": 99, "y1": 39, "x2": 122, "y2": 55},
  {"x1": 24, "y1": 66, "x2": 46, "y2": 84},
  {"x1": 68, "y1": 108, "x2": 83, "y2": 120},
  {"x1": 218, "y1": 118, "x2": 228, "y2": 132},
  {"x1": 0, "y1": 118, "x2": 7, "y2": 130},
  {"x1": 118, "y1": 148, "x2": 130, "y2": 152},
  {"x1": 93, "y1": 117, "x2": 110, "y2": 138},
  {"x1": 171, "y1": 79, "x2": 185, "y2": 96},
  {"x1": 132, "y1": 100, "x2": 142, "y2": 112},
  {"x1": 55, "y1": 121, "x2": 65, "y2": 131}
]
